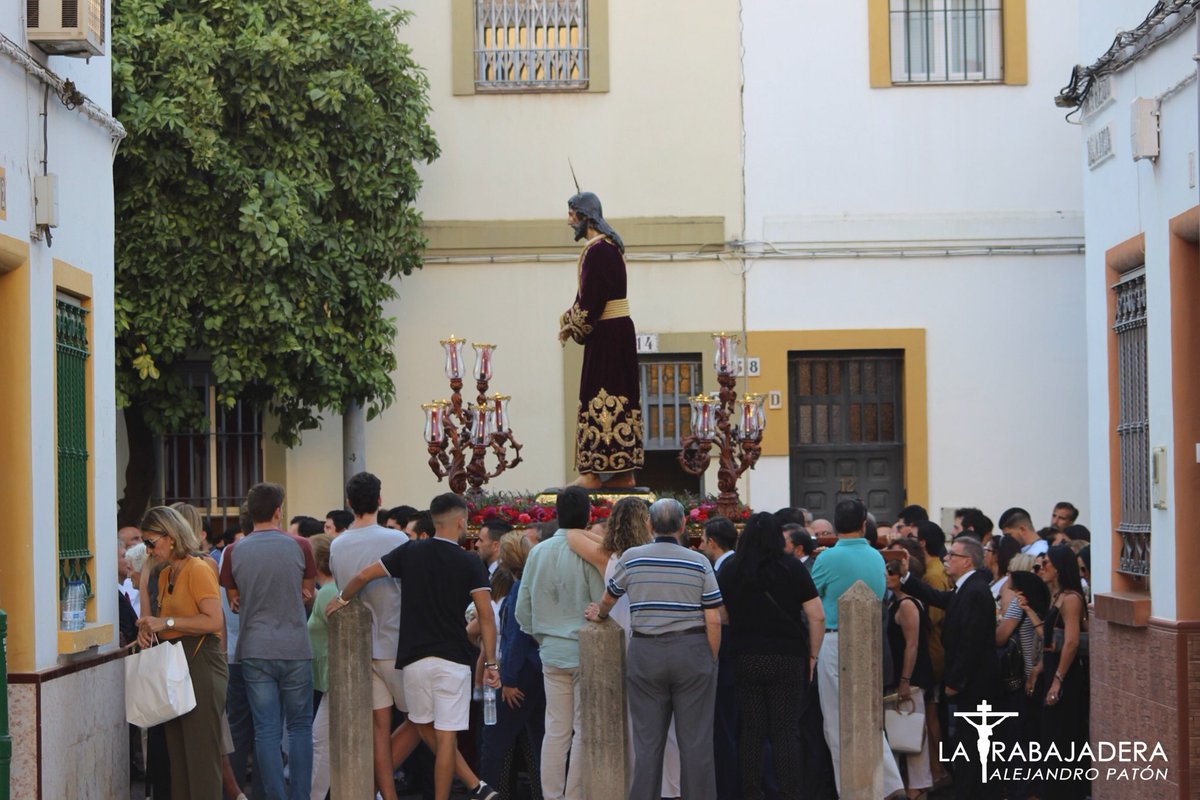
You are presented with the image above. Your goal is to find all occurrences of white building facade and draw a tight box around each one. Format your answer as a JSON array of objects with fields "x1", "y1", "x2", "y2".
[
  {"x1": 1065, "y1": 2, "x2": 1199, "y2": 796},
  {"x1": 738, "y1": 0, "x2": 1090, "y2": 525},
  {"x1": 0, "y1": 1, "x2": 127, "y2": 796}
]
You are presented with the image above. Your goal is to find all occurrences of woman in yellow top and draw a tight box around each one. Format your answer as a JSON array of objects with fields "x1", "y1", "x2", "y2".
[{"x1": 136, "y1": 506, "x2": 227, "y2": 800}]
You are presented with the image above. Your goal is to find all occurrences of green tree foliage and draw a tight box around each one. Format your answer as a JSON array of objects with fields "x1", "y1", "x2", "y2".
[{"x1": 112, "y1": 0, "x2": 438, "y2": 448}]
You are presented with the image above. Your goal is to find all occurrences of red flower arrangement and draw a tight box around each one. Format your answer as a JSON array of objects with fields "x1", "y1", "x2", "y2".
[{"x1": 466, "y1": 492, "x2": 749, "y2": 529}]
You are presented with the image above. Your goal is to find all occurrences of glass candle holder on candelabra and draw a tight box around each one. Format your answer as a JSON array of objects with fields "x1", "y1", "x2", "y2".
[
  {"x1": 713, "y1": 331, "x2": 738, "y2": 377},
  {"x1": 442, "y1": 335, "x2": 466, "y2": 381},
  {"x1": 422, "y1": 401, "x2": 449, "y2": 445},
  {"x1": 473, "y1": 343, "x2": 496, "y2": 382}
]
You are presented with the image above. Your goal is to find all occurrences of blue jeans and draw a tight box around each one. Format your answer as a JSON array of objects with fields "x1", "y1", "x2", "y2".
[
  {"x1": 242, "y1": 658, "x2": 314, "y2": 800},
  {"x1": 226, "y1": 662, "x2": 266, "y2": 799}
]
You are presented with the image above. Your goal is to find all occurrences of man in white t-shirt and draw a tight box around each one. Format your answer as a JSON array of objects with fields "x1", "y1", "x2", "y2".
[{"x1": 1000, "y1": 508, "x2": 1048, "y2": 557}]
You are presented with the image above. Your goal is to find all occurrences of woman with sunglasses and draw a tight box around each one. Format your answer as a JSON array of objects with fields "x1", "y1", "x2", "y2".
[
  {"x1": 1025, "y1": 545, "x2": 1090, "y2": 799},
  {"x1": 136, "y1": 506, "x2": 228, "y2": 799}
]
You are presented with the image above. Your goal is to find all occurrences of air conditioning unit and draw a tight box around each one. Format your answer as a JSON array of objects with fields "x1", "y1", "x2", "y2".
[{"x1": 27, "y1": 0, "x2": 106, "y2": 58}]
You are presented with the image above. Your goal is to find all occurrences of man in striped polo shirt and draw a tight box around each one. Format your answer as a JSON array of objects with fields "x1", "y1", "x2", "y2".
[{"x1": 585, "y1": 498, "x2": 723, "y2": 800}]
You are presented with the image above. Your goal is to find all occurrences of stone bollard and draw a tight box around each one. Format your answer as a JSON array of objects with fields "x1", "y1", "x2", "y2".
[
  {"x1": 838, "y1": 580, "x2": 883, "y2": 800},
  {"x1": 579, "y1": 617, "x2": 628, "y2": 799},
  {"x1": 329, "y1": 599, "x2": 374, "y2": 800}
]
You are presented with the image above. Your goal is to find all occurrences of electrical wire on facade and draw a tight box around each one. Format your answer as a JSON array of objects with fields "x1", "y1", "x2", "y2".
[
  {"x1": 1055, "y1": 0, "x2": 1198, "y2": 109},
  {"x1": 423, "y1": 242, "x2": 1085, "y2": 266},
  {"x1": 0, "y1": 31, "x2": 126, "y2": 146}
]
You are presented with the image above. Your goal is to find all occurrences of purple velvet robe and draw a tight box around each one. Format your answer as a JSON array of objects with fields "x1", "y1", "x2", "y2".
[{"x1": 559, "y1": 236, "x2": 644, "y2": 475}]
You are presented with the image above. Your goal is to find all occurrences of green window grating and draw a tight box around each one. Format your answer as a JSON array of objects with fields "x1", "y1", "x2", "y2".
[{"x1": 56, "y1": 297, "x2": 92, "y2": 599}]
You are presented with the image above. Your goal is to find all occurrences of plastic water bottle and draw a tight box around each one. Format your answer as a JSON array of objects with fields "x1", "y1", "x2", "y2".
[
  {"x1": 483, "y1": 686, "x2": 497, "y2": 726},
  {"x1": 62, "y1": 581, "x2": 86, "y2": 631}
]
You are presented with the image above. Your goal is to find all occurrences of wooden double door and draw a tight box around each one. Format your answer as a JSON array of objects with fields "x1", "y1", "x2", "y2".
[{"x1": 788, "y1": 351, "x2": 905, "y2": 524}]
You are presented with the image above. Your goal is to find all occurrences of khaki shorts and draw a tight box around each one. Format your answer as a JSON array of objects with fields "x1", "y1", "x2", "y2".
[
  {"x1": 402, "y1": 657, "x2": 471, "y2": 731},
  {"x1": 371, "y1": 659, "x2": 407, "y2": 712}
]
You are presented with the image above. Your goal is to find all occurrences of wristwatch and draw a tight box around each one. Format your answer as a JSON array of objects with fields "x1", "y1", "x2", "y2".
[{"x1": 166, "y1": 617, "x2": 175, "y2": 630}]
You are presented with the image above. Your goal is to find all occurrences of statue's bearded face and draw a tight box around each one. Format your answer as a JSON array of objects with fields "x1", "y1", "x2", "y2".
[{"x1": 568, "y1": 209, "x2": 590, "y2": 241}]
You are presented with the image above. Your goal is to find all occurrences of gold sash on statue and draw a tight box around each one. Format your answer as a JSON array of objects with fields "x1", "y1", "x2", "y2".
[{"x1": 598, "y1": 298, "x2": 630, "y2": 321}]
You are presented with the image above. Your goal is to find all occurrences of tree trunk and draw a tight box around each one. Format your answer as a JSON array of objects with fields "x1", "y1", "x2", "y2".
[{"x1": 117, "y1": 404, "x2": 156, "y2": 528}]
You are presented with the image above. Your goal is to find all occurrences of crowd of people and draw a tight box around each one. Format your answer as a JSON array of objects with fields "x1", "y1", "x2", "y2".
[{"x1": 116, "y1": 480, "x2": 1092, "y2": 800}]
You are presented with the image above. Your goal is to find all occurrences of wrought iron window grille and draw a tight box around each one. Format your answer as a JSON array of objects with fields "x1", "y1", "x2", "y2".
[
  {"x1": 156, "y1": 369, "x2": 264, "y2": 534},
  {"x1": 640, "y1": 356, "x2": 702, "y2": 451},
  {"x1": 474, "y1": 0, "x2": 588, "y2": 91},
  {"x1": 56, "y1": 297, "x2": 92, "y2": 599},
  {"x1": 1113, "y1": 272, "x2": 1150, "y2": 577},
  {"x1": 889, "y1": 0, "x2": 1004, "y2": 84}
]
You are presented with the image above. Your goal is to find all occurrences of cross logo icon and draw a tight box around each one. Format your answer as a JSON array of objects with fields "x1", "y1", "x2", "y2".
[{"x1": 954, "y1": 701, "x2": 1019, "y2": 783}]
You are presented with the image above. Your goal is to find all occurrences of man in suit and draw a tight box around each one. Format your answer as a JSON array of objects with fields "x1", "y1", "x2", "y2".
[
  {"x1": 900, "y1": 536, "x2": 1000, "y2": 800},
  {"x1": 700, "y1": 517, "x2": 740, "y2": 800}
]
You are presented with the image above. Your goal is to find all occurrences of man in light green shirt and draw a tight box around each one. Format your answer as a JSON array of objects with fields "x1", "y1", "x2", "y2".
[{"x1": 514, "y1": 488, "x2": 604, "y2": 800}]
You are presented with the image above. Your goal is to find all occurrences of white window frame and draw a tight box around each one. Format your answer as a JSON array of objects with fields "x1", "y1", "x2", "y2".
[{"x1": 889, "y1": 0, "x2": 1003, "y2": 84}]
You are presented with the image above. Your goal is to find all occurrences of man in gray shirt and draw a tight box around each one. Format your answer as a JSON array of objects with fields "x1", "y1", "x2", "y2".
[
  {"x1": 220, "y1": 482, "x2": 316, "y2": 800},
  {"x1": 586, "y1": 499, "x2": 723, "y2": 800},
  {"x1": 329, "y1": 472, "x2": 409, "y2": 800}
]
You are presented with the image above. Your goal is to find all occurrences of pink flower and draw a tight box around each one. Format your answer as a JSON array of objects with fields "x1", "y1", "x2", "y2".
[{"x1": 517, "y1": 512, "x2": 532, "y2": 525}]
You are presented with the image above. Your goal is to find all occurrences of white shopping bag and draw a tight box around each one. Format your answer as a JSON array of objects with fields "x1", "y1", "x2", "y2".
[{"x1": 125, "y1": 638, "x2": 196, "y2": 728}]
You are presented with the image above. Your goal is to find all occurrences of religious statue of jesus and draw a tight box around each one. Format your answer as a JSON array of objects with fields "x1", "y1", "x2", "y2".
[{"x1": 558, "y1": 191, "x2": 644, "y2": 489}]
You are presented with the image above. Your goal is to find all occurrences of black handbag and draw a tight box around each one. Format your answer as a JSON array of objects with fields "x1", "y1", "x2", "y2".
[
  {"x1": 997, "y1": 636, "x2": 1025, "y2": 694},
  {"x1": 1051, "y1": 628, "x2": 1089, "y2": 662}
]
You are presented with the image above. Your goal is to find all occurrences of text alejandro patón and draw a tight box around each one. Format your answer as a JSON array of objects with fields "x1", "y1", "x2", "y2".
[{"x1": 941, "y1": 740, "x2": 1169, "y2": 782}]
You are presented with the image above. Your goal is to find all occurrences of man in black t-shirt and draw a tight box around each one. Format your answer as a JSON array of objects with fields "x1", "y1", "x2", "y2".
[{"x1": 329, "y1": 493, "x2": 501, "y2": 800}]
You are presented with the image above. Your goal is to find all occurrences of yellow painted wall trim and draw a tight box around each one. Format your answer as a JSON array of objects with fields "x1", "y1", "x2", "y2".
[
  {"x1": 869, "y1": 0, "x2": 1026, "y2": 88},
  {"x1": 0, "y1": 235, "x2": 34, "y2": 671},
  {"x1": 451, "y1": 0, "x2": 609, "y2": 96},
  {"x1": 745, "y1": 329, "x2": 929, "y2": 510},
  {"x1": 53, "y1": 259, "x2": 94, "y2": 298},
  {"x1": 450, "y1": 0, "x2": 475, "y2": 96},
  {"x1": 52, "y1": 259, "x2": 98, "y2": 643},
  {"x1": 263, "y1": 413, "x2": 289, "y2": 495},
  {"x1": 867, "y1": 0, "x2": 892, "y2": 88},
  {"x1": 587, "y1": 0, "x2": 610, "y2": 94},
  {"x1": 57, "y1": 623, "x2": 114, "y2": 655},
  {"x1": 0, "y1": 230, "x2": 26, "y2": 271},
  {"x1": 425, "y1": 216, "x2": 726, "y2": 257},
  {"x1": 1002, "y1": 0, "x2": 1028, "y2": 86}
]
